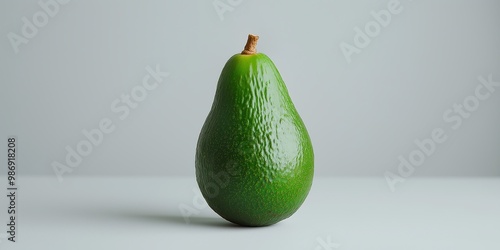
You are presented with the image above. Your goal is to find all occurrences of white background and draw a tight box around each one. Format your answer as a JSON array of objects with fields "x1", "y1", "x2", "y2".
[{"x1": 1, "y1": 0, "x2": 499, "y2": 177}]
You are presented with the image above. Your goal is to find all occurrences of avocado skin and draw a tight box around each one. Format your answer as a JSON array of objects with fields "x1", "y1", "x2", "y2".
[{"x1": 196, "y1": 53, "x2": 314, "y2": 226}]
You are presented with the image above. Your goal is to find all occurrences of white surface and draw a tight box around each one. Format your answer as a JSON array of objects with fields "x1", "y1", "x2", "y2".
[
  {"x1": 1, "y1": 0, "x2": 500, "y2": 176},
  {"x1": 1, "y1": 176, "x2": 499, "y2": 249}
]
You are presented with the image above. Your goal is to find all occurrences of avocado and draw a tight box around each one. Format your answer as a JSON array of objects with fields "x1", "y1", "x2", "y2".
[{"x1": 195, "y1": 34, "x2": 314, "y2": 226}]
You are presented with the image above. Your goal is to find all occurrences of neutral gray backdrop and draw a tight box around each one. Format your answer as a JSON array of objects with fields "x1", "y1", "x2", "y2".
[{"x1": 1, "y1": 0, "x2": 499, "y2": 178}]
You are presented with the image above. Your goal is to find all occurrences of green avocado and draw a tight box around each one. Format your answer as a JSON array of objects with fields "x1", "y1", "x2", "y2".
[{"x1": 195, "y1": 34, "x2": 314, "y2": 226}]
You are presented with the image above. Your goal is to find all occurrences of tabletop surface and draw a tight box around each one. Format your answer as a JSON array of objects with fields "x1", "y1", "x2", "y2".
[{"x1": 1, "y1": 176, "x2": 499, "y2": 250}]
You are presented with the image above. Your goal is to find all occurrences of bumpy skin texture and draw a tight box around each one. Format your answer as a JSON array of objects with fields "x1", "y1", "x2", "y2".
[{"x1": 196, "y1": 53, "x2": 314, "y2": 226}]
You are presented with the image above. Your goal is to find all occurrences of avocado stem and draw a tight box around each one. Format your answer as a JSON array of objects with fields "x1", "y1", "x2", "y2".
[{"x1": 241, "y1": 34, "x2": 259, "y2": 55}]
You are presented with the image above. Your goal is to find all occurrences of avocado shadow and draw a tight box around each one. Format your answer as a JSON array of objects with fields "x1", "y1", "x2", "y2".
[
  {"x1": 110, "y1": 210, "x2": 278, "y2": 229},
  {"x1": 75, "y1": 207, "x2": 258, "y2": 229},
  {"x1": 119, "y1": 211, "x2": 239, "y2": 228}
]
